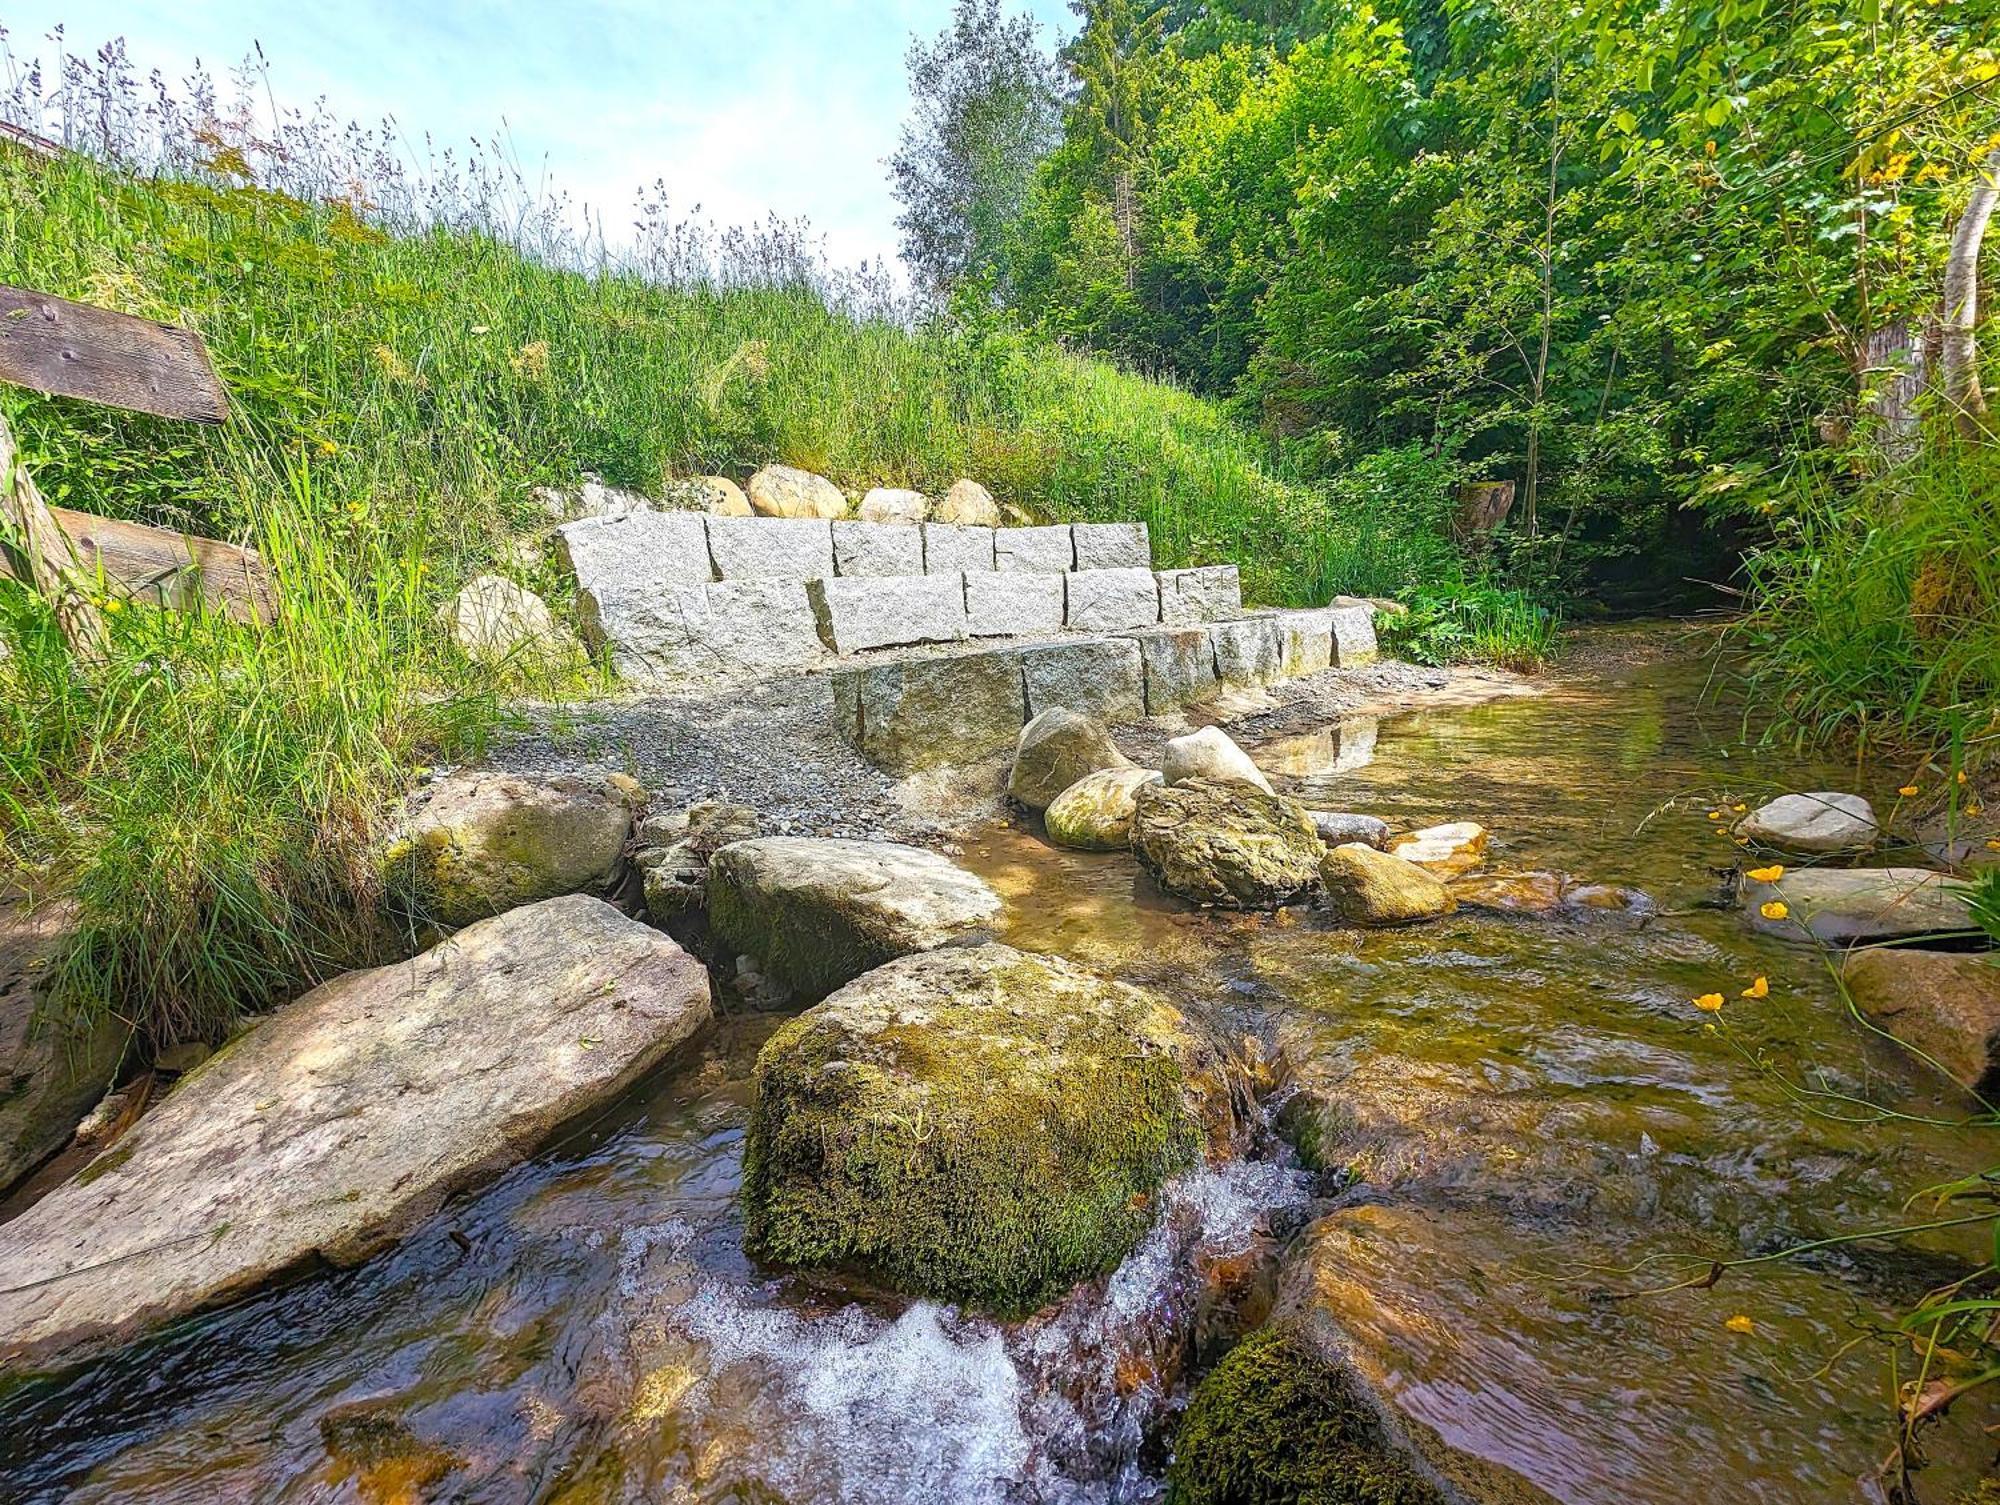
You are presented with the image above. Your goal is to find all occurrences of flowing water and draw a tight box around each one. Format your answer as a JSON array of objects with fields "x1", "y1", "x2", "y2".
[{"x1": 3, "y1": 635, "x2": 1995, "y2": 1503}]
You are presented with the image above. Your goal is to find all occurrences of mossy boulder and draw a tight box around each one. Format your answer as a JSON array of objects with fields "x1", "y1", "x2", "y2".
[
  {"x1": 636, "y1": 799, "x2": 760, "y2": 922},
  {"x1": 1168, "y1": 1321, "x2": 1449, "y2": 1505},
  {"x1": 742, "y1": 943, "x2": 1243, "y2": 1316},
  {"x1": 707, "y1": 837, "x2": 1003, "y2": 1000},
  {"x1": 1321, "y1": 844, "x2": 1456, "y2": 926},
  {"x1": 1130, "y1": 779, "x2": 1324, "y2": 909},
  {"x1": 1045, "y1": 767, "x2": 1163, "y2": 850},
  {"x1": 1009, "y1": 708, "x2": 1132, "y2": 812},
  {"x1": 383, "y1": 771, "x2": 640, "y2": 928}
]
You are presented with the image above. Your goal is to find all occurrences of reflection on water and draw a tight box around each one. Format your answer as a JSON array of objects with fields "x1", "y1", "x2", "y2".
[{"x1": 2, "y1": 645, "x2": 1993, "y2": 1503}]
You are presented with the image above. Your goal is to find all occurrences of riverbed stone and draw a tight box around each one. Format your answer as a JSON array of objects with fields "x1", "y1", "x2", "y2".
[
  {"x1": 1045, "y1": 767, "x2": 1165, "y2": 851},
  {"x1": 742, "y1": 943, "x2": 1239, "y2": 1317},
  {"x1": 831, "y1": 649, "x2": 1027, "y2": 774},
  {"x1": 857, "y1": 487, "x2": 929, "y2": 525},
  {"x1": 1307, "y1": 811, "x2": 1392, "y2": 849},
  {"x1": 963, "y1": 568, "x2": 1065, "y2": 637},
  {"x1": 0, "y1": 896, "x2": 712, "y2": 1370},
  {"x1": 708, "y1": 838, "x2": 1003, "y2": 1000},
  {"x1": 1321, "y1": 843, "x2": 1456, "y2": 926},
  {"x1": 1452, "y1": 870, "x2": 1567, "y2": 914},
  {"x1": 1736, "y1": 792, "x2": 1880, "y2": 854},
  {"x1": 1131, "y1": 779, "x2": 1324, "y2": 909},
  {"x1": 934, "y1": 478, "x2": 1001, "y2": 528},
  {"x1": 1843, "y1": 950, "x2": 2000, "y2": 1095},
  {"x1": 384, "y1": 771, "x2": 639, "y2": 928},
  {"x1": 996, "y1": 525, "x2": 1075, "y2": 574},
  {"x1": 832, "y1": 520, "x2": 924, "y2": 578},
  {"x1": 1210, "y1": 616, "x2": 1284, "y2": 689},
  {"x1": 1009, "y1": 707, "x2": 1133, "y2": 812},
  {"x1": 1162, "y1": 725, "x2": 1274, "y2": 795},
  {"x1": 1329, "y1": 604, "x2": 1380, "y2": 667},
  {"x1": 1389, "y1": 822, "x2": 1490, "y2": 879},
  {"x1": 1560, "y1": 881, "x2": 1657, "y2": 920},
  {"x1": 704, "y1": 515, "x2": 836, "y2": 581},
  {"x1": 1071, "y1": 521, "x2": 1151, "y2": 571},
  {"x1": 1740, "y1": 867, "x2": 1970, "y2": 944},
  {"x1": 435, "y1": 575, "x2": 575, "y2": 668},
  {"x1": 636, "y1": 800, "x2": 761, "y2": 923},
  {"x1": 807, "y1": 575, "x2": 967, "y2": 653},
  {"x1": 923, "y1": 523, "x2": 996, "y2": 575},
  {"x1": 1129, "y1": 626, "x2": 1221, "y2": 713},
  {"x1": 1021, "y1": 638, "x2": 1146, "y2": 724},
  {"x1": 1, "y1": 899, "x2": 128, "y2": 1195},
  {"x1": 1065, "y1": 568, "x2": 1161, "y2": 631},
  {"x1": 1158, "y1": 566, "x2": 1243, "y2": 626},
  {"x1": 747, "y1": 464, "x2": 847, "y2": 519},
  {"x1": 1272, "y1": 608, "x2": 1335, "y2": 677}
]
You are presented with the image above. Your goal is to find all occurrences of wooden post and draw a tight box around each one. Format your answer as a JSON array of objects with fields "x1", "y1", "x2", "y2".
[{"x1": 0, "y1": 407, "x2": 108, "y2": 660}]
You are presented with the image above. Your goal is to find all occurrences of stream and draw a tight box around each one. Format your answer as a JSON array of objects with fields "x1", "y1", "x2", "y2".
[{"x1": 2, "y1": 635, "x2": 1994, "y2": 1503}]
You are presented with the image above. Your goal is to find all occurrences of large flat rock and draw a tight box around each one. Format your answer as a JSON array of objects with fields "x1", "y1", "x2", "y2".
[
  {"x1": 1272, "y1": 608, "x2": 1334, "y2": 677},
  {"x1": 1210, "y1": 616, "x2": 1284, "y2": 688},
  {"x1": 831, "y1": 649, "x2": 1027, "y2": 774},
  {"x1": 1128, "y1": 626, "x2": 1220, "y2": 713},
  {"x1": 676, "y1": 579, "x2": 827, "y2": 676},
  {"x1": 1741, "y1": 867, "x2": 1970, "y2": 944},
  {"x1": 0, "y1": 897, "x2": 712, "y2": 1370},
  {"x1": 558, "y1": 513, "x2": 715, "y2": 678},
  {"x1": 807, "y1": 575, "x2": 967, "y2": 653},
  {"x1": 1157, "y1": 566, "x2": 1242, "y2": 625},
  {"x1": 1021, "y1": 637, "x2": 1146, "y2": 724},
  {"x1": 1330, "y1": 603, "x2": 1379, "y2": 666}
]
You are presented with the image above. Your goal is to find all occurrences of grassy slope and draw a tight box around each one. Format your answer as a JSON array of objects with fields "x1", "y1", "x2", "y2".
[{"x1": 0, "y1": 147, "x2": 1387, "y2": 1045}]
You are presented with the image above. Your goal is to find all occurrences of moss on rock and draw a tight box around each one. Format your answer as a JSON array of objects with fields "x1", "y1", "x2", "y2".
[
  {"x1": 742, "y1": 942, "x2": 1241, "y2": 1316},
  {"x1": 1130, "y1": 779, "x2": 1324, "y2": 909},
  {"x1": 1168, "y1": 1322, "x2": 1447, "y2": 1505}
]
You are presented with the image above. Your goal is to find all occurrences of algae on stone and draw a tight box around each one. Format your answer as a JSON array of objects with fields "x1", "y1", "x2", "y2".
[
  {"x1": 1130, "y1": 779, "x2": 1324, "y2": 909},
  {"x1": 742, "y1": 943, "x2": 1241, "y2": 1317}
]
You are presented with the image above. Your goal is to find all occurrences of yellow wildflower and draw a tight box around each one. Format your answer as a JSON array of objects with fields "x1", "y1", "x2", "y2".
[
  {"x1": 1959, "y1": 770, "x2": 1969, "y2": 785},
  {"x1": 1732, "y1": 803, "x2": 1746, "y2": 812},
  {"x1": 1760, "y1": 900, "x2": 1789, "y2": 921},
  {"x1": 1725, "y1": 1314, "x2": 1755, "y2": 1335},
  {"x1": 1707, "y1": 810, "x2": 1725, "y2": 820},
  {"x1": 1694, "y1": 993, "x2": 1725, "y2": 1013},
  {"x1": 1747, "y1": 865, "x2": 1785, "y2": 882},
  {"x1": 510, "y1": 339, "x2": 550, "y2": 378},
  {"x1": 1968, "y1": 802, "x2": 1984, "y2": 818},
  {"x1": 101, "y1": 596, "x2": 124, "y2": 614},
  {"x1": 1898, "y1": 785, "x2": 1919, "y2": 797},
  {"x1": 1741, "y1": 976, "x2": 1769, "y2": 999}
]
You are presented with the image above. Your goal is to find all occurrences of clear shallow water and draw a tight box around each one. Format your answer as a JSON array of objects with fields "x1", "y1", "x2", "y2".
[{"x1": 3, "y1": 639, "x2": 1995, "y2": 1503}]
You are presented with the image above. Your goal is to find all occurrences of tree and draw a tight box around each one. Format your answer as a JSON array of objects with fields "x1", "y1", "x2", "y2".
[
  {"x1": 888, "y1": 0, "x2": 1064, "y2": 309},
  {"x1": 1943, "y1": 144, "x2": 2000, "y2": 439}
]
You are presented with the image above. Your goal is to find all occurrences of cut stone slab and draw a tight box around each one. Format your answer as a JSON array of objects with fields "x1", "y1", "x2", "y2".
[
  {"x1": 934, "y1": 478, "x2": 1000, "y2": 528},
  {"x1": 1, "y1": 898, "x2": 128, "y2": 1195},
  {"x1": 0, "y1": 897, "x2": 711, "y2": 1370},
  {"x1": 742, "y1": 943, "x2": 1239, "y2": 1317},
  {"x1": 1742, "y1": 867, "x2": 1971, "y2": 945},
  {"x1": 1322, "y1": 843, "x2": 1456, "y2": 925},
  {"x1": 1844, "y1": 950, "x2": 2000, "y2": 1095},
  {"x1": 384, "y1": 771, "x2": 639, "y2": 928},
  {"x1": 832, "y1": 649, "x2": 1027, "y2": 775},
  {"x1": 557, "y1": 512, "x2": 714, "y2": 675},
  {"x1": 1210, "y1": 616, "x2": 1284, "y2": 689},
  {"x1": 1065, "y1": 567, "x2": 1161, "y2": 631},
  {"x1": 924, "y1": 523, "x2": 996, "y2": 575},
  {"x1": 747, "y1": 464, "x2": 847, "y2": 519},
  {"x1": 966, "y1": 569, "x2": 1065, "y2": 637},
  {"x1": 857, "y1": 487, "x2": 928, "y2": 525},
  {"x1": 832, "y1": 520, "x2": 924, "y2": 578},
  {"x1": 1157, "y1": 566, "x2": 1243, "y2": 626},
  {"x1": 1128, "y1": 626, "x2": 1221, "y2": 713},
  {"x1": 807, "y1": 575, "x2": 967, "y2": 654},
  {"x1": 1131, "y1": 779, "x2": 1325, "y2": 909},
  {"x1": 1071, "y1": 522, "x2": 1151, "y2": 571},
  {"x1": 1009, "y1": 707, "x2": 1133, "y2": 812},
  {"x1": 674, "y1": 578, "x2": 827, "y2": 676},
  {"x1": 1736, "y1": 793, "x2": 1879, "y2": 854},
  {"x1": 1045, "y1": 767, "x2": 1163, "y2": 851},
  {"x1": 1330, "y1": 604, "x2": 1379, "y2": 667},
  {"x1": 1272, "y1": 608, "x2": 1334, "y2": 678},
  {"x1": 708, "y1": 837, "x2": 1004, "y2": 1000},
  {"x1": 1163, "y1": 725, "x2": 1274, "y2": 795},
  {"x1": 704, "y1": 515, "x2": 836, "y2": 581},
  {"x1": 995, "y1": 525, "x2": 1075, "y2": 574},
  {"x1": 1021, "y1": 637, "x2": 1146, "y2": 725}
]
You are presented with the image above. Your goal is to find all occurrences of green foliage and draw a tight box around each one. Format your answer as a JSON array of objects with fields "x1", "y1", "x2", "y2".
[
  {"x1": 1167, "y1": 1321, "x2": 1445, "y2": 1505},
  {"x1": 1959, "y1": 870, "x2": 2000, "y2": 948},
  {"x1": 1381, "y1": 581, "x2": 1562, "y2": 671}
]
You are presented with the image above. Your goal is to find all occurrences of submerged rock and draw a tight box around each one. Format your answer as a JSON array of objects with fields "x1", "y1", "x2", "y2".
[
  {"x1": 1740, "y1": 867, "x2": 1969, "y2": 944},
  {"x1": 1451, "y1": 870, "x2": 1566, "y2": 914},
  {"x1": 1161, "y1": 726, "x2": 1274, "y2": 795},
  {"x1": 1322, "y1": 843, "x2": 1457, "y2": 926},
  {"x1": 0, "y1": 896, "x2": 712, "y2": 1370},
  {"x1": 384, "y1": 771, "x2": 639, "y2": 928},
  {"x1": 1130, "y1": 779, "x2": 1324, "y2": 909},
  {"x1": 707, "y1": 837, "x2": 1003, "y2": 1000},
  {"x1": 1307, "y1": 811, "x2": 1391, "y2": 849},
  {"x1": 1009, "y1": 707, "x2": 1132, "y2": 812},
  {"x1": 1388, "y1": 822, "x2": 1489, "y2": 879},
  {"x1": 1045, "y1": 766, "x2": 1164, "y2": 851},
  {"x1": 933, "y1": 477, "x2": 1001, "y2": 528},
  {"x1": 1560, "y1": 881, "x2": 1657, "y2": 920},
  {"x1": 637, "y1": 799, "x2": 761, "y2": 923},
  {"x1": 1843, "y1": 949, "x2": 2000, "y2": 1095},
  {"x1": 1736, "y1": 792, "x2": 1879, "y2": 854},
  {"x1": 742, "y1": 943, "x2": 1240, "y2": 1317}
]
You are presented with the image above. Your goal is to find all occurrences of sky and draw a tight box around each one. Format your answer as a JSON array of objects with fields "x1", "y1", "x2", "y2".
[{"x1": 0, "y1": 1, "x2": 1076, "y2": 270}]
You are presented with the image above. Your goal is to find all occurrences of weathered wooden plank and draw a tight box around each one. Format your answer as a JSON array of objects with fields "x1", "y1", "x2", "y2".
[
  {"x1": 0, "y1": 286, "x2": 228, "y2": 423},
  {"x1": 29, "y1": 506, "x2": 277, "y2": 624},
  {"x1": 0, "y1": 410, "x2": 108, "y2": 660}
]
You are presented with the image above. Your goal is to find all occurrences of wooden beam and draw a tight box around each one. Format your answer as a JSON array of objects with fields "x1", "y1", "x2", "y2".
[
  {"x1": 0, "y1": 410, "x2": 108, "y2": 660},
  {"x1": 0, "y1": 286, "x2": 229, "y2": 424},
  {"x1": 23, "y1": 506, "x2": 276, "y2": 625}
]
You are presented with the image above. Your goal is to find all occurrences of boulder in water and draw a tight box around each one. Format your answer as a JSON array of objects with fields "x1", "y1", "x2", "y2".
[
  {"x1": 1843, "y1": 949, "x2": 2000, "y2": 1095},
  {"x1": 1307, "y1": 811, "x2": 1391, "y2": 849},
  {"x1": 1009, "y1": 707, "x2": 1132, "y2": 812},
  {"x1": 1321, "y1": 843, "x2": 1456, "y2": 926},
  {"x1": 1130, "y1": 779, "x2": 1324, "y2": 909},
  {"x1": 637, "y1": 799, "x2": 761, "y2": 922},
  {"x1": 1735, "y1": 792, "x2": 1878, "y2": 853},
  {"x1": 1045, "y1": 767, "x2": 1164, "y2": 850},
  {"x1": 0, "y1": 896, "x2": 712, "y2": 1370},
  {"x1": 1740, "y1": 866, "x2": 1969, "y2": 944},
  {"x1": 1452, "y1": 870, "x2": 1566, "y2": 913},
  {"x1": 707, "y1": 837, "x2": 1003, "y2": 1000},
  {"x1": 1161, "y1": 726, "x2": 1274, "y2": 795},
  {"x1": 747, "y1": 464, "x2": 848, "y2": 519},
  {"x1": 1388, "y1": 822, "x2": 1488, "y2": 879},
  {"x1": 933, "y1": 478, "x2": 1001, "y2": 528},
  {"x1": 742, "y1": 942, "x2": 1241, "y2": 1316}
]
